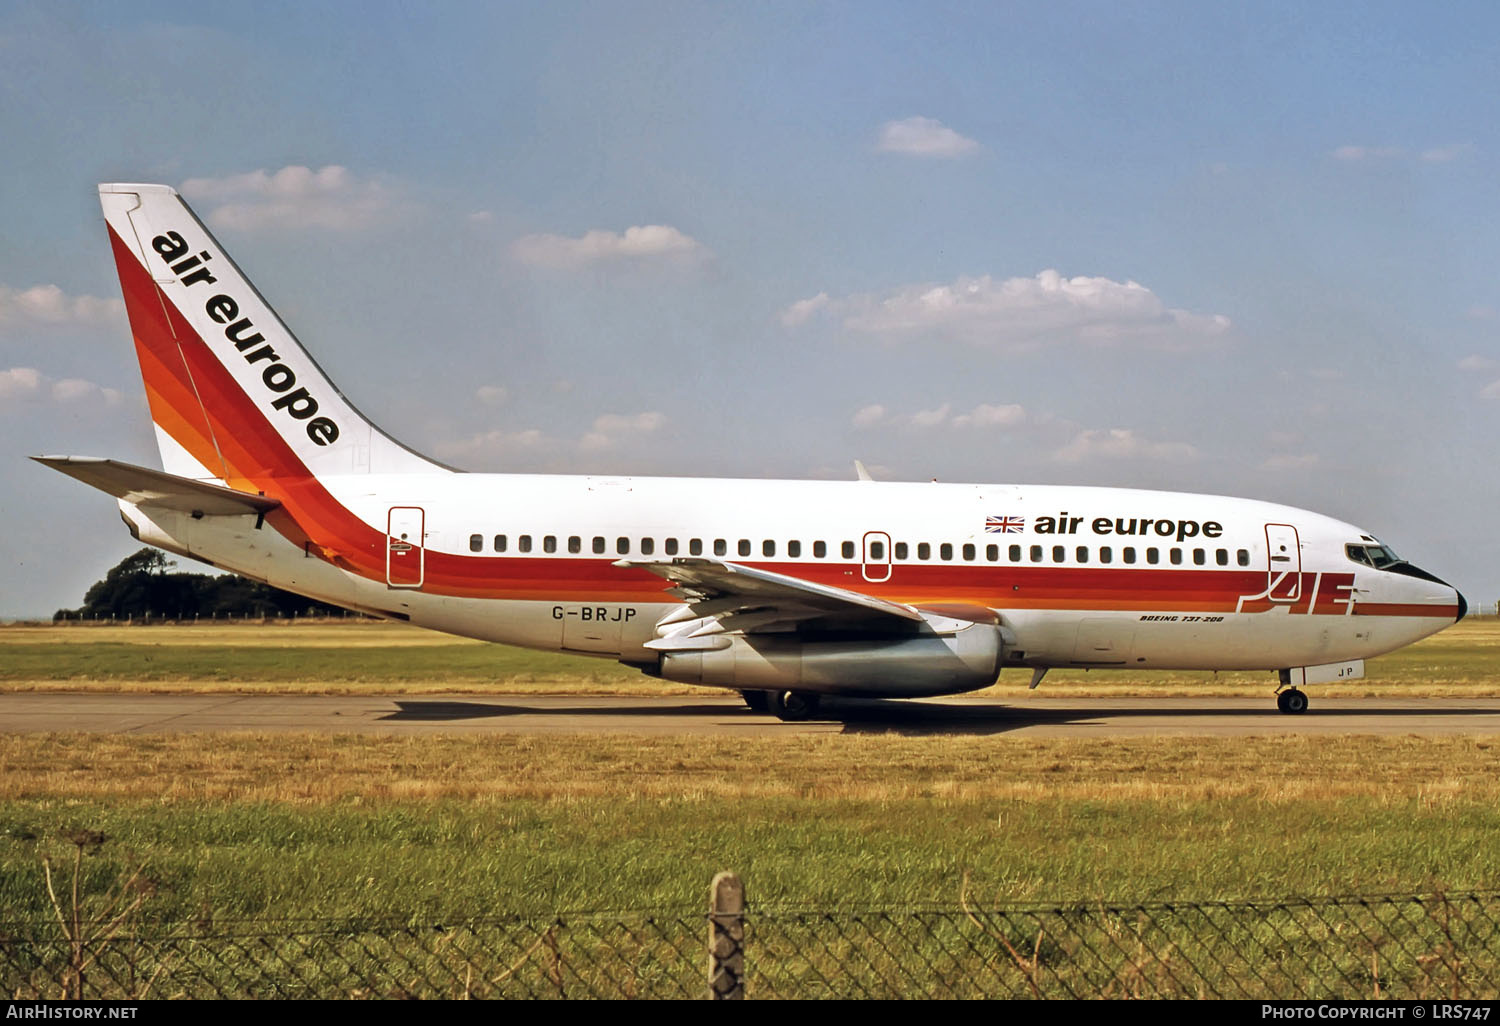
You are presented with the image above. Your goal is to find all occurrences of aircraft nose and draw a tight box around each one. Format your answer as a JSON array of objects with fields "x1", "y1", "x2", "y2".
[{"x1": 1456, "y1": 589, "x2": 1468, "y2": 622}]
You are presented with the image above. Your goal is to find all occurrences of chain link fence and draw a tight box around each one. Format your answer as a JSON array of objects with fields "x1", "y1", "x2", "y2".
[{"x1": 4, "y1": 890, "x2": 1500, "y2": 999}]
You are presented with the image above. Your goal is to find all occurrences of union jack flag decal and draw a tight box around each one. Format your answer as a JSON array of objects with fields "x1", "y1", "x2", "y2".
[{"x1": 986, "y1": 515, "x2": 1025, "y2": 534}]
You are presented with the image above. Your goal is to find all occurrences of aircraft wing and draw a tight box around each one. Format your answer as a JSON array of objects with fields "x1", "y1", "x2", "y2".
[
  {"x1": 616, "y1": 557, "x2": 924, "y2": 647},
  {"x1": 33, "y1": 456, "x2": 281, "y2": 517}
]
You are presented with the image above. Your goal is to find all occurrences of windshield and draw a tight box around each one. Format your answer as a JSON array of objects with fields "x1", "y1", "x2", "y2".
[{"x1": 1346, "y1": 542, "x2": 1403, "y2": 570}]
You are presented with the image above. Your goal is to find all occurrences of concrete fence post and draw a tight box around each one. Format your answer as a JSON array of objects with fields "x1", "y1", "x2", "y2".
[{"x1": 709, "y1": 871, "x2": 745, "y2": 1000}]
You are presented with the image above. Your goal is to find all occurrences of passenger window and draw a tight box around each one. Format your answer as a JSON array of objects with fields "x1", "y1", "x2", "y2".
[
  {"x1": 1216, "y1": 548, "x2": 1228, "y2": 566},
  {"x1": 763, "y1": 540, "x2": 775, "y2": 557},
  {"x1": 543, "y1": 536, "x2": 557, "y2": 554},
  {"x1": 494, "y1": 534, "x2": 507, "y2": 553},
  {"x1": 1099, "y1": 546, "x2": 1112, "y2": 564},
  {"x1": 788, "y1": 541, "x2": 801, "y2": 558},
  {"x1": 918, "y1": 542, "x2": 931, "y2": 560},
  {"x1": 986, "y1": 544, "x2": 998, "y2": 562},
  {"x1": 1123, "y1": 547, "x2": 1136, "y2": 564},
  {"x1": 519, "y1": 535, "x2": 533, "y2": 553},
  {"x1": 894, "y1": 542, "x2": 908, "y2": 560},
  {"x1": 739, "y1": 539, "x2": 752, "y2": 557},
  {"x1": 469, "y1": 534, "x2": 482, "y2": 552},
  {"x1": 842, "y1": 541, "x2": 855, "y2": 559},
  {"x1": 1170, "y1": 548, "x2": 1182, "y2": 565},
  {"x1": 1076, "y1": 546, "x2": 1089, "y2": 563},
  {"x1": 813, "y1": 540, "x2": 826, "y2": 558},
  {"x1": 1030, "y1": 545, "x2": 1043, "y2": 563},
  {"x1": 1009, "y1": 544, "x2": 1021, "y2": 562},
  {"x1": 870, "y1": 540, "x2": 885, "y2": 560},
  {"x1": 665, "y1": 538, "x2": 678, "y2": 556},
  {"x1": 592, "y1": 537, "x2": 606, "y2": 554},
  {"x1": 958, "y1": 543, "x2": 973, "y2": 561},
  {"x1": 568, "y1": 536, "x2": 581, "y2": 554},
  {"x1": 940, "y1": 543, "x2": 953, "y2": 561},
  {"x1": 1193, "y1": 548, "x2": 1205, "y2": 566},
  {"x1": 714, "y1": 539, "x2": 727, "y2": 556},
  {"x1": 641, "y1": 538, "x2": 654, "y2": 556},
  {"x1": 1053, "y1": 545, "x2": 1065, "y2": 563},
  {"x1": 1237, "y1": 549, "x2": 1250, "y2": 566},
  {"x1": 617, "y1": 537, "x2": 629, "y2": 555},
  {"x1": 1146, "y1": 547, "x2": 1159, "y2": 564},
  {"x1": 690, "y1": 538, "x2": 703, "y2": 556}
]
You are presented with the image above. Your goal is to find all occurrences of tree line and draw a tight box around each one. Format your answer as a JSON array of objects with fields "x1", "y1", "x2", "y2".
[{"x1": 54, "y1": 548, "x2": 349, "y2": 621}]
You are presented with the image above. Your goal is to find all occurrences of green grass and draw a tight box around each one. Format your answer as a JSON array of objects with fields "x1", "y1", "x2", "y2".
[
  {"x1": 2, "y1": 733, "x2": 1499, "y2": 923},
  {"x1": 3, "y1": 617, "x2": 1498, "y2": 695}
]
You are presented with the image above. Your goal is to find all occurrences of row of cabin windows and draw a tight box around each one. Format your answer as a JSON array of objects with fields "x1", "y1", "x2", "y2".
[{"x1": 467, "y1": 532, "x2": 1251, "y2": 567}]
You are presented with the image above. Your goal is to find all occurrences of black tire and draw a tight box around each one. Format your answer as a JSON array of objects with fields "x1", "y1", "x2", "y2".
[
  {"x1": 742, "y1": 690, "x2": 770, "y2": 713},
  {"x1": 1276, "y1": 689, "x2": 1290, "y2": 713},
  {"x1": 770, "y1": 690, "x2": 821, "y2": 722},
  {"x1": 1280, "y1": 688, "x2": 1308, "y2": 715}
]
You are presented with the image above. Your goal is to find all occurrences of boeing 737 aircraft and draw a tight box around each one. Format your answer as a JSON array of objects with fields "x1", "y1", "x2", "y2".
[{"x1": 37, "y1": 183, "x2": 1466, "y2": 720}]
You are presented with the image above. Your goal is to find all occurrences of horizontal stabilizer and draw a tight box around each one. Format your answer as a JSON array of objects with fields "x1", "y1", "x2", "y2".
[{"x1": 33, "y1": 456, "x2": 280, "y2": 517}]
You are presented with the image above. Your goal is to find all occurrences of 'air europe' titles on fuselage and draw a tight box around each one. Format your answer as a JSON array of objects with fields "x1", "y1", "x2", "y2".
[
  {"x1": 150, "y1": 231, "x2": 341, "y2": 447},
  {"x1": 1024, "y1": 513, "x2": 1224, "y2": 543}
]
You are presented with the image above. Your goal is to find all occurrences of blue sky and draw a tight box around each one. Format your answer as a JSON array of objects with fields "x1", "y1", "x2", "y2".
[{"x1": 2, "y1": 1, "x2": 1497, "y2": 616}]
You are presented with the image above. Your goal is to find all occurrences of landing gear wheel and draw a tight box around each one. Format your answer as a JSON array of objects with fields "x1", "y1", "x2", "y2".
[
  {"x1": 742, "y1": 690, "x2": 770, "y2": 713},
  {"x1": 1277, "y1": 688, "x2": 1308, "y2": 715},
  {"x1": 770, "y1": 690, "x2": 821, "y2": 722}
]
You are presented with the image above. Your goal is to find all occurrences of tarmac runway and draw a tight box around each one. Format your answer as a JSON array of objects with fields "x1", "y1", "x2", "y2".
[{"x1": 5, "y1": 692, "x2": 1500, "y2": 737}]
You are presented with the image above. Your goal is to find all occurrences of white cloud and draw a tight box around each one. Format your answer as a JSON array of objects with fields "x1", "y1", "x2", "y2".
[
  {"x1": 0, "y1": 367, "x2": 42, "y2": 398},
  {"x1": 1051, "y1": 428, "x2": 1198, "y2": 465},
  {"x1": 439, "y1": 411, "x2": 667, "y2": 465},
  {"x1": 1332, "y1": 143, "x2": 1472, "y2": 164},
  {"x1": 852, "y1": 401, "x2": 1027, "y2": 432},
  {"x1": 1458, "y1": 355, "x2": 1496, "y2": 372},
  {"x1": 1466, "y1": 306, "x2": 1498, "y2": 322},
  {"x1": 0, "y1": 284, "x2": 123, "y2": 329},
  {"x1": 787, "y1": 270, "x2": 1230, "y2": 349},
  {"x1": 1481, "y1": 379, "x2": 1500, "y2": 400},
  {"x1": 180, "y1": 165, "x2": 405, "y2": 232},
  {"x1": 876, "y1": 116, "x2": 979, "y2": 158},
  {"x1": 780, "y1": 291, "x2": 830, "y2": 327},
  {"x1": 475, "y1": 385, "x2": 509, "y2": 405},
  {"x1": 0, "y1": 367, "x2": 122, "y2": 406},
  {"x1": 510, "y1": 225, "x2": 708, "y2": 269},
  {"x1": 1421, "y1": 143, "x2": 1474, "y2": 163},
  {"x1": 580, "y1": 411, "x2": 667, "y2": 451},
  {"x1": 951, "y1": 403, "x2": 1026, "y2": 429},
  {"x1": 1332, "y1": 145, "x2": 1403, "y2": 161}
]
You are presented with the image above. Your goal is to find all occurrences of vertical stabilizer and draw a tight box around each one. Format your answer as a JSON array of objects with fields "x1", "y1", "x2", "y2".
[{"x1": 98, "y1": 183, "x2": 449, "y2": 484}]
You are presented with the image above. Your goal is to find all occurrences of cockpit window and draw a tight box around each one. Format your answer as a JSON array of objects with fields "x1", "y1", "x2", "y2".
[{"x1": 1346, "y1": 542, "x2": 1402, "y2": 569}]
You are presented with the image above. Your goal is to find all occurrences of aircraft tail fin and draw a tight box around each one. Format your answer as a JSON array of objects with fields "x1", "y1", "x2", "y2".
[{"x1": 97, "y1": 183, "x2": 449, "y2": 486}]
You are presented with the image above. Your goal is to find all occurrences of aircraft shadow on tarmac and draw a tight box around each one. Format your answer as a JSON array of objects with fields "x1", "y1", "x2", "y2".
[
  {"x1": 378, "y1": 699, "x2": 744, "y2": 722},
  {"x1": 376, "y1": 697, "x2": 1500, "y2": 736}
]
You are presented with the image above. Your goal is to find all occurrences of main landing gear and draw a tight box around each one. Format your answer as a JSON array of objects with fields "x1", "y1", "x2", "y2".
[
  {"x1": 741, "y1": 690, "x2": 822, "y2": 721},
  {"x1": 1276, "y1": 688, "x2": 1309, "y2": 715}
]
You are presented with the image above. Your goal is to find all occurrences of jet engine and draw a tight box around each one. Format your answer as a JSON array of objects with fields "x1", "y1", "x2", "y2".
[{"x1": 657, "y1": 619, "x2": 1004, "y2": 698}]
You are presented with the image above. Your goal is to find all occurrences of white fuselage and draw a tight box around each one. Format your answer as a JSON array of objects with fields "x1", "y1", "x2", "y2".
[{"x1": 118, "y1": 472, "x2": 1463, "y2": 686}]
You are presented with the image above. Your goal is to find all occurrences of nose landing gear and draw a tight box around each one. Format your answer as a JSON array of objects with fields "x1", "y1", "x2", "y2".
[{"x1": 1276, "y1": 687, "x2": 1309, "y2": 715}]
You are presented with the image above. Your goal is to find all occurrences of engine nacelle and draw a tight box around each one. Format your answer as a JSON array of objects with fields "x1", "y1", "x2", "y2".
[{"x1": 658, "y1": 623, "x2": 1003, "y2": 698}]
